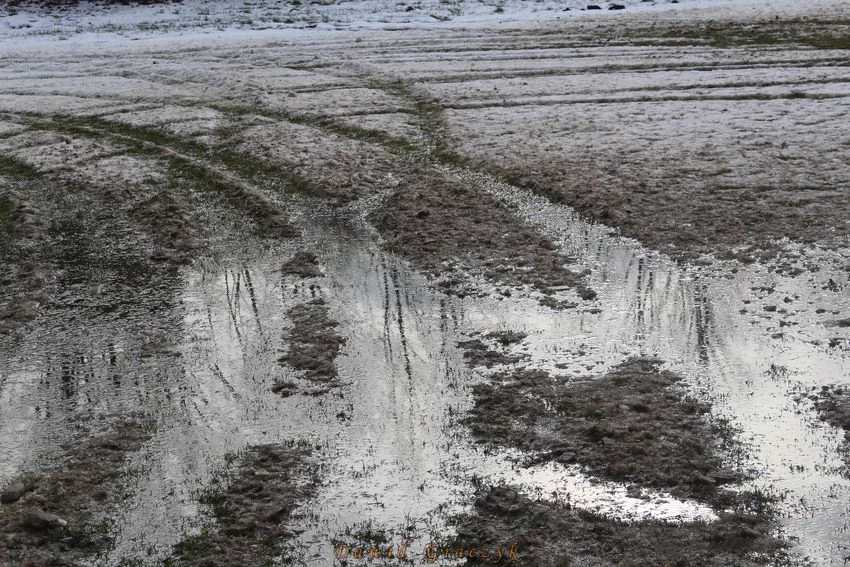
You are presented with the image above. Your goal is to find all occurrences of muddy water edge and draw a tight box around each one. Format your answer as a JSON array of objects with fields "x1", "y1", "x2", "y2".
[{"x1": 1, "y1": 14, "x2": 850, "y2": 567}]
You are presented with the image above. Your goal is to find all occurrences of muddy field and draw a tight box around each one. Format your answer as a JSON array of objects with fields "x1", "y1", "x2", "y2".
[{"x1": 1, "y1": 0, "x2": 850, "y2": 565}]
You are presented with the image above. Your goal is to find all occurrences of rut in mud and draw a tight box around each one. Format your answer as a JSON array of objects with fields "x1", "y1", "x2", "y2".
[{"x1": 1, "y1": 0, "x2": 850, "y2": 565}]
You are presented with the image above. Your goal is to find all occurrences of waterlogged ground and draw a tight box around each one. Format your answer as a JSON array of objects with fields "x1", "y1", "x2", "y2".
[{"x1": 1, "y1": 0, "x2": 850, "y2": 565}]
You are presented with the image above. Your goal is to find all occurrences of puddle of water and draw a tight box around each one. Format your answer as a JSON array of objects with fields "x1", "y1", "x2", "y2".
[
  {"x1": 447, "y1": 166, "x2": 850, "y2": 565},
  {"x1": 3, "y1": 170, "x2": 849, "y2": 566},
  {"x1": 96, "y1": 198, "x2": 716, "y2": 566}
]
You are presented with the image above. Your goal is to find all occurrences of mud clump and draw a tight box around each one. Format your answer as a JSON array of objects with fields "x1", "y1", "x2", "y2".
[
  {"x1": 484, "y1": 330, "x2": 527, "y2": 346},
  {"x1": 369, "y1": 168, "x2": 594, "y2": 304},
  {"x1": 454, "y1": 485, "x2": 784, "y2": 566},
  {"x1": 168, "y1": 444, "x2": 315, "y2": 567},
  {"x1": 0, "y1": 419, "x2": 151, "y2": 567},
  {"x1": 457, "y1": 337, "x2": 528, "y2": 368},
  {"x1": 465, "y1": 357, "x2": 743, "y2": 504},
  {"x1": 281, "y1": 251, "x2": 323, "y2": 278},
  {"x1": 276, "y1": 299, "x2": 345, "y2": 389},
  {"x1": 809, "y1": 384, "x2": 850, "y2": 443},
  {"x1": 0, "y1": 190, "x2": 43, "y2": 237}
]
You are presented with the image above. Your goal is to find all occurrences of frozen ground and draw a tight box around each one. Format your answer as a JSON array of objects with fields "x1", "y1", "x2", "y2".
[{"x1": 1, "y1": 0, "x2": 849, "y2": 565}]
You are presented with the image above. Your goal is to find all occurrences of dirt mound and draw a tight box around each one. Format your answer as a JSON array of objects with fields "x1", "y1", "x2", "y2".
[
  {"x1": 0, "y1": 420, "x2": 151, "y2": 567},
  {"x1": 465, "y1": 357, "x2": 743, "y2": 503},
  {"x1": 276, "y1": 299, "x2": 346, "y2": 387},
  {"x1": 369, "y1": 168, "x2": 595, "y2": 304},
  {"x1": 131, "y1": 191, "x2": 202, "y2": 262},
  {"x1": 168, "y1": 444, "x2": 316, "y2": 567},
  {"x1": 281, "y1": 251, "x2": 323, "y2": 279},
  {"x1": 454, "y1": 485, "x2": 784, "y2": 567}
]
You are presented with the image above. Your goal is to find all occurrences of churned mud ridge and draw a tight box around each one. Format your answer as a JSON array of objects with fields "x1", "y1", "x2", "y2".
[
  {"x1": 130, "y1": 191, "x2": 202, "y2": 264},
  {"x1": 274, "y1": 298, "x2": 346, "y2": 395},
  {"x1": 465, "y1": 357, "x2": 748, "y2": 505},
  {"x1": 165, "y1": 443, "x2": 316, "y2": 567},
  {"x1": 453, "y1": 485, "x2": 785, "y2": 567},
  {"x1": 0, "y1": 418, "x2": 151, "y2": 567},
  {"x1": 499, "y1": 164, "x2": 849, "y2": 263},
  {"x1": 369, "y1": 168, "x2": 595, "y2": 303}
]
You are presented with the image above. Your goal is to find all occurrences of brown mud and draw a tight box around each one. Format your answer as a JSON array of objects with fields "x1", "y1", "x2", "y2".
[
  {"x1": 454, "y1": 485, "x2": 784, "y2": 567},
  {"x1": 428, "y1": 16, "x2": 850, "y2": 266},
  {"x1": 274, "y1": 299, "x2": 346, "y2": 395},
  {"x1": 230, "y1": 120, "x2": 398, "y2": 203},
  {"x1": 464, "y1": 357, "x2": 743, "y2": 503},
  {"x1": 496, "y1": 162, "x2": 850, "y2": 264},
  {"x1": 811, "y1": 385, "x2": 850, "y2": 433},
  {"x1": 1, "y1": 3, "x2": 849, "y2": 565},
  {"x1": 458, "y1": 356, "x2": 786, "y2": 564},
  {"x1": 165, "y1": 443, "x2": 316, "y2": 567},
  {"x1": 0, "y1": 186, "x2": 49, "y2": 333},
  {"x1": 808, "y1": 385, "x2": 850, "y2": 464},
  {"x1": 0, "y1": 418, "x2": 151, "y2": 567},
  {"x1": 457, "y1": 331, "x2": 529, "y2": 368},
  {"x1": 130, "y1": 191, "x2": 201, "y2": 264},
  {"x1": 369, "y1": 168, "x2": 596, "y2": 303}
]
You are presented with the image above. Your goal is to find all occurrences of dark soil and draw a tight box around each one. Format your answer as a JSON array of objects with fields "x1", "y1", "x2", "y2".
[
  {"x1": 369, "y1": 168, "x2": 595, "y2": 304},
  {"x1": 457, "y1": 337, "x2": 528, "y2": 368},
  {"x1": 281, "y1": 251, "x2": 323, "y2": 279},
  {"x1": 458, "y1": 15, "x2": 850, "y2": 265},
  {"x1": 166, "y1": 444, "x2": 316, "y2": 567},
  {"x1": 465, "y1": 357, "x2": 745, "y2": 504},
  {"x1": 275, "y1": 299, "x2": 345, "y2": 388},
  {"x1": 0, "y1": 419, "x2": 151, "y2": 567},
  {"x1": 484, "y1": 330, "x2": 527, "y2": 346},
  {"x1": 506, "y1": 165, "x2": 850, "y2": 262},
  {"x1": 809, "y1": 384, "x2": 850, "y2": 439},
  {"x1": 457, "y1": 356, "x2": 787, "y2": 564},
  {"x1": 454, "y1": 485, "x2": 784, "y2": 567}
]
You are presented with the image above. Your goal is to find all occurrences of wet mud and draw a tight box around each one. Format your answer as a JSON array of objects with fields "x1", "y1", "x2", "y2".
[
  {"x1": 231, "y1": 120, "x2": 398, "y2": 203},
  {"x1": 458, "y1": 357, "x2": 787, "y2": 564},
  {"x1": 465, "y1": 357, "x2": 745, "y2": 504},
  {"x1": 457, "y1": 332, "x2": 529, "y2": 368},
  {"x1": 369, "y1": 168, "x2": 595, "y2": 304},
  {"x1": 2, "y1": 1, "x2": 850, "y2": 565},
  {"x1": 0, "y1": 186, "x2": 49, "y2": 333},
  {"x1": 281, "y1": 251, "x2": 324, "y2": 279},
  {"x1": 454, "y1": 485, "x2": 784, "y2": 567},
  {"x1": 495, "y1": 163, "x2": 850, "y2": 264},
  {"x1": 276, "y1": 299, "x2": 346, "y2": 390},
  {"x1": 808, "y1": 385, "x2": 850, "y2": 464},
  {"x1": 166, "y1": 443, "x2": 316, "y2": 567},
  {"x1": 130, "y1": 191, "x2": 201, "y2": 264},
  {"x1": 0, "y1": 418, "x2": 151, "y2": 567}
]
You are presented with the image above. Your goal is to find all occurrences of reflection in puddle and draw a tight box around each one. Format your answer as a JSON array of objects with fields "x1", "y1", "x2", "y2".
[
  {"x1": 2, "y1": 177, "x2": 849, "y2": 565},
  {"x1": 450, "y1": 167, "x2": 850, "y2": 564}
]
